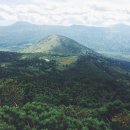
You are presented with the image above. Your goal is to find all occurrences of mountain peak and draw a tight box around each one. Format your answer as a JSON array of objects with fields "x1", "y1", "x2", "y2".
[
  {"x1": 46, "y1": 34, "x2": 71, "y2": 40},
  {"x1": 46, "y1": 34, "x2": 64, "y2": 41},
  {"x1": 48, "y1": 34, "x2": 62, "y2": 38},
  {"x1": 24, "y1": 35, "x2": 94, "y2": 55},
  {"x1": 11, "y1": 21, "x2": 35, "y2": 27}
]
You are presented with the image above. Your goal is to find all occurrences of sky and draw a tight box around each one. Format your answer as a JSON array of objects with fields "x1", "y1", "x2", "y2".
[{"x1": 0, "y1": 0, "x2": 130, "y2": 26}]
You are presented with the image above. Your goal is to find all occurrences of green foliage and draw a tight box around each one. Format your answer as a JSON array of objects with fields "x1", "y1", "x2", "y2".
[
  {"x1": 0, "y1": 102, "x2": 82, "y2": 130},
  {"x1": 0, "y1": 79, "x2": 24, "y2": 106},
  {"x1": 0, "y1": 102, "x2": 129, "y2": 130},
  {"x1": 97, "y1": 100, "x2": 125, "y2": 121},
  {"x1": 110, "y1": 120, "x2": 130, "y2": 130},
  {"x1": 0, "y1": 52, "x2": 130, "y2": 130}
]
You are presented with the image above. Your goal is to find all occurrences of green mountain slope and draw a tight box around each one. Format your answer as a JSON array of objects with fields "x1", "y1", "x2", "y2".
[
  {"x1": 23, "y1": 34, "x2": 94, "y2": 55},
  {"x1": 1, "y1": 51, "x2": 130, "y2": 129},
  {"x1": 0, "y1": 51, "x2": 130, "y2": 105}
]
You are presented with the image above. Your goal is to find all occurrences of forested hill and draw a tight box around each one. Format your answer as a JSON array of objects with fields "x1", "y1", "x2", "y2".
[
  {"x1": 0, "y1": 51, "x2": 130, "y2": 129},
  {"x1": 0, "y1": 51, "x2": 130, "y2": 105}
]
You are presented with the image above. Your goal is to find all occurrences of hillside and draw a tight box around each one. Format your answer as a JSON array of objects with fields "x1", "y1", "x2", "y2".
[
  {"x1": 0, "y1": 51, "x2": 130, "y2": 104},
  {"x1": 0, "y1": 51, "x2": 130, "y2": 129},
  {"x1": 23, "y1": 34, "x2": 94, "y2": 55}
]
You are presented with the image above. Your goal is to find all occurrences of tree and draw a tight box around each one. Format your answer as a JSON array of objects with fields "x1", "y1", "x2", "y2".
[{"x1": 0, "y1": 79, "x2": 24, "y2": 106}]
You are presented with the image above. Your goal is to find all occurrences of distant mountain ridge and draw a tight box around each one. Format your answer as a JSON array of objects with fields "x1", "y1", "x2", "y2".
[
  {"x1": 24, "y1": 34, "x2": 94, "y2": 55},
  {"x1": 1, "y1": 22, "x2": 130, "y2": 53}
]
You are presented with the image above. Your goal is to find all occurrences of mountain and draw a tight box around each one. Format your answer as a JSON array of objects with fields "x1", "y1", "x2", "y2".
[
  {"x1": 0, "y1": 50, "x2": 130, "y2": 129},
  {"x1": 0, "y1": 50, "x2": 130, "y2": 105},
  {"x1": 1, "y1": 22, "x2": 130, "y2": 55},
  {"x1": 23, "y1": 34, "x2": 94, "y2": 55}
]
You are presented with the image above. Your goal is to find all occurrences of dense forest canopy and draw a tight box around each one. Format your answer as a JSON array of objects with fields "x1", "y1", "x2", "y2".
[{"x1": 0, "y1": 50, "x2": 130, "y2": 129}]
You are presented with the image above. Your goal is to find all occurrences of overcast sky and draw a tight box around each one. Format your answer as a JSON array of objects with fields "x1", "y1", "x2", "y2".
[{"x1": 0, "y1": 0, "x2": 130, "y2": 26}]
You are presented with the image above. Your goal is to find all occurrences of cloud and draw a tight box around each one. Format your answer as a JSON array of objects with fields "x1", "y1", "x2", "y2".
[
  {"x1": 0, "y1": 0, "x2": 130, "y2": 26},
  {"x1": 0, "y1": 0, "x2": 33, "y2": 5}
]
